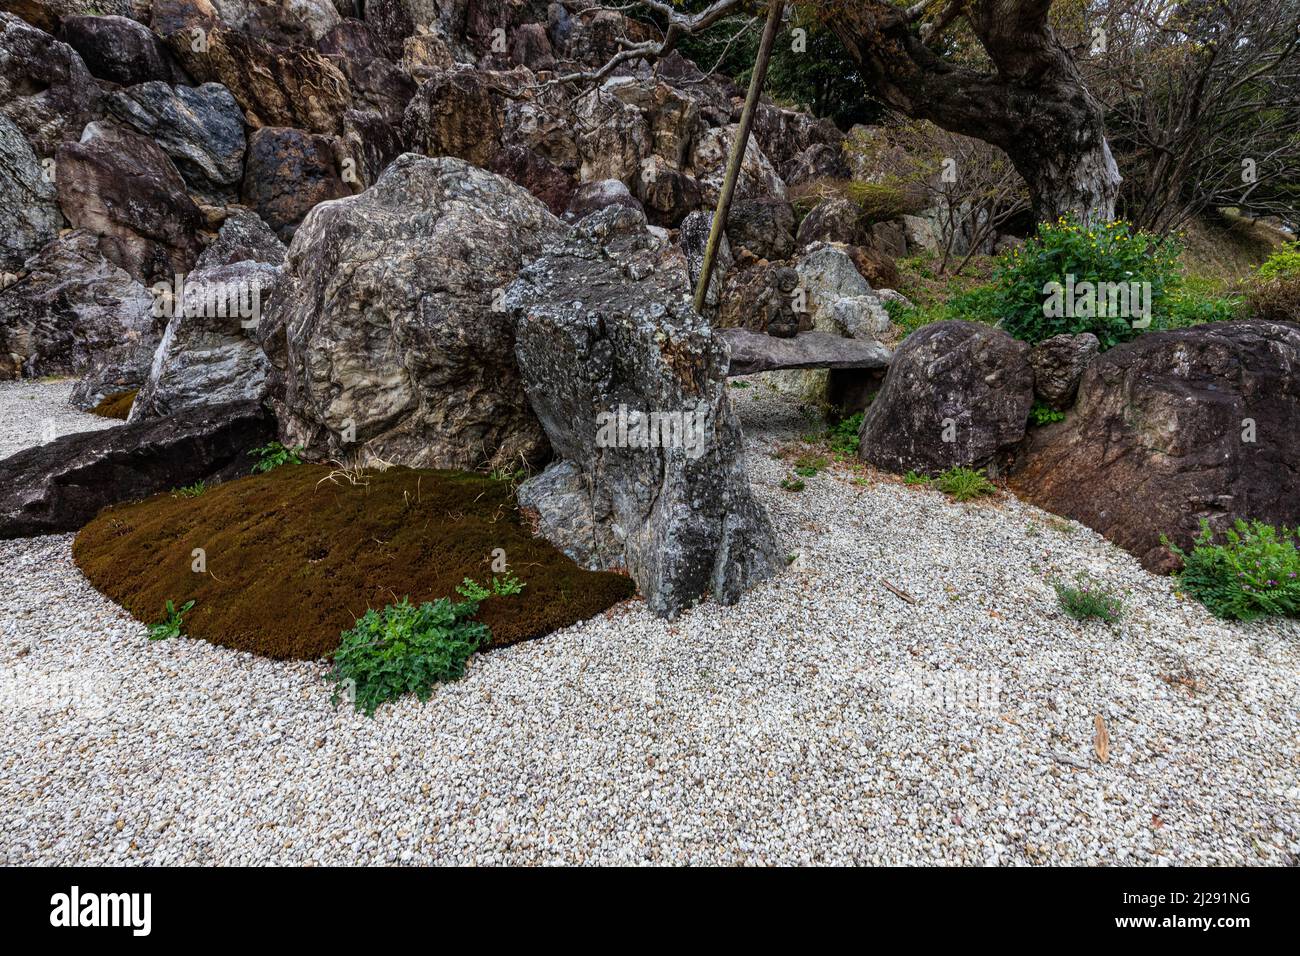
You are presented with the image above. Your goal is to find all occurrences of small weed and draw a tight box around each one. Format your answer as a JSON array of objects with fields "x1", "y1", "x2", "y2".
[
  {"x1": 1166, "y1": 519, "x2": 1300, "y2": 621},
  {"x1": 250, "y1": 441, "x2": 304, "y2": 473},
  {"x1": 148, "y1": 599, "x2": 195, "y2": 641},
  {"x1": 1030, "y1": 402, "x2": 1066, "y2": 426},
  {"x1": 1054, "y1": 576, "x2": 1124, "y2": 624},
  {"x1": 933, "y1": 466, "x2": 997, "y2": 501},
  {"x1": 729, "y1": 380, "x2": 751, "y2": 389},
  {"x1": 780, "y1": 476, "x2": 806, "y2": 492},
  {"x1": 821, "y1": 411, "x2": 864, "y2": 456},
  {"x1": 455, "y1": 573, "x2": 526, "y2": 601},
  {"x1": 793, "y1": 453, "x2": 828, "y2": 477},
  {"x1": 172, "y1": 481, "x2": 207, "y2": 498},
  {"x1": 903, "y1": 470, "x2": 931, "y2": 486}
]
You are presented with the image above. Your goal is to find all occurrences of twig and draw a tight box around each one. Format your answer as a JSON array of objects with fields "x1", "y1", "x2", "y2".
[{"x1": 880, "y1": 578, "x2": 918, "y2": 604}]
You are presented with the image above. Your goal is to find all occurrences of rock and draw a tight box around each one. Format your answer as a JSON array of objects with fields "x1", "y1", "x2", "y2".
[
  {"x1": 1009, "y1": 321, "x2": 1300, "y2": 572},
  {"x1": 242, "y1": 0, "x2": 341, "y2": 45},
  {"x1": 401, "y1": 30, "x2": 455, "y2": 73},
  {"x1": 167, "y1": 26, "x2": 353, "y2": 134},
  {"x1": 752, "y1": 101, "x2": 844, "y2": 183},
  {"x1": 510, "y1": 21, "x2": 554, "y2": 71},
  {"x1": 316, "y1": 18, "x2": 385, "y2": 60},
  {"x1": 196, "y1": 207, "x2": 286, "y2": 268},
  {"x1": 795, "y1": 243, "x2": 874, "y2": 330},
  {"x1": 633, "y1": 154, "x2": 701, "y2": 227},
  {"x1": 0, "y1": 0, "x2": 137, "y2": 34},
  {"x1": 784, "y1": 142, "x2": 849, "y2": 187},
  {"x1": 679, "y1": 209, "x2": 731, "y2": 311},
  {"x1": 847, "y1": 243, "x2": 899, "y2": 289},
  {"x1": 858, "y1": 320, "x2": 1034, "y2": 474},
  {"x1": 0, "y1": 13, "x2": 104, "y2": 157},
  {"x1": 721, "y1": 328, "x2": 891, "y2": 376},
  {"x1": 1028, "y1": 333, "x2": 1099, "y2": 409},
  {"x1": 327, "y1": 43, "x2": 414, "y2": 126},
  {"x1": 725, "y1": 198, "x2": 795, "y2": 261},
  {"x1": 149, "y1": 0, "x2": 219, "y2": 36},
  {"x1": 241, "y1": 126, "x2": 352, "y2": 241},
  {"x1": 130, "y1": 259, "x2": 278, "y2": 420},
  {"x1": 690, "y1": 123, "x2": 786, "y2": 204},
  {"x1": 563, "y1": 177, "x2": 643, "y2": 221},
  {"x1": 402, "y1": 66, "x2": 502, "y2": 168},
  {"x1": 900, "y1": 214, "x2": 938, "y2": 255},
  {"x1": 263, "y1": 153, "x2": 562, "y2": 470},
  {"x1": 55, "y1": 121, "x2": 203, "y2": 283},
  {"x1": 507, "y1": 203, "x2": 782, "y2": 616},
  {"x1": 59, "y1": 14, "x2": 185, "y2": 85},
  {"x1": 605, "y1": 75, "x2": 701, "y2": 168},
  {"x1": 717, "y1": 263, "x2": 802, "y2": 338},
  {"x1": 574, "y1": 84, "x2": 651, "y2": 184},
  {"x1": 0, "y1": 114, "x2": 62, "y2": 273},
  {"x1": 488, "y1": 143, "x2": 575, "y2": 217},
  {"x1": 106, "y1": 81, "x2": 245, "y2": 200},
  {"x1": 0, "y1": 399, "x2": 275, "y2": 538},
  {"x1": 340, "y1": 107, "x2": 403, "y2": 185},
  {"x1": 796, "y1": 196, "x2": 864, "y2": 249},
  {"x1": 831, "y1": 295, "x2": 893, "y2": 342},
  {"x1": 0, "y1": 230, "x2": 157, "y2": 389},
  {"x1": 867, "y1": 219, "x2": 907, "y2": 259}
]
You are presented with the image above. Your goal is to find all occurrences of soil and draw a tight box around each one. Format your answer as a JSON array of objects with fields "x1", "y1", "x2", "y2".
[
  {"x1": 72, "y1": 464, "x2": 636, "y2": 660},
  {"x1": 89, "y1": 389, "x2": 138, "y2": 419}
]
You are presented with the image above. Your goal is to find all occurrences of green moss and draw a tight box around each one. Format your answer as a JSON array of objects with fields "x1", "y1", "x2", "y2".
[{"x1": 73, "y1": 465, "x2": 636, "y2": 660}]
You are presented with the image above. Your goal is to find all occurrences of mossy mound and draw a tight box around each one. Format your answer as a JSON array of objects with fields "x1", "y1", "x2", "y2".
[
  {"x1": 72, "y1": 464, "x2": 636, "y2": 660},
  {"x1": 89, "y1": 389, "x2": 137, "y2": 419}
]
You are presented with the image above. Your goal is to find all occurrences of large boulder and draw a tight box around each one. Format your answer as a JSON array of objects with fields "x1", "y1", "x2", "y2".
[
  {"x1": 0, "y1": 13, "x2": 104, "y2": 157},
  {"x1": 1028, "y1": 332, "x2": 1099, "y2": 409},
  {"x1": 796, "y1": 196, "x2": 865, "y2": 249},
  {"x1": 55, "y1": 121, "x2": 203, "y2": 283},
  {"x1": 106, "y1": 81, "x2": 246, "y2": 201},
  {"x1": 726, "y1": 198, "x2": 795, "y2": 261},
  {"x1": 240, "y1": 126, "x2": 352, "y2": 241},
  {"x1": 0, "y1": 399, "x2": 276, "y2": 538},
  {"x1": 0, "y1": 230, "x2": 158, "y2": 388},
  {"x1": 129, "y1": 259, "x2": 279, "y2": 420},
  {"x1": 564, "y1": 177, "x2": 643, "y2": 221},
  {"x1": 0, "y1": 114, "x2": 63, "y2": 273},
  {"x1": 858, "y1": 320, "x2": 1034, "y2": 474},
  {"x1": 1, "y1": 0, "x2": 138, "y2": 34},
  {"x1": 508, "y1": 204, "x2": 782, "y2": 616},
  {"x1": 689, "y1": 123, "x2": 786, "y2": 205},
  {"x1": 262, "y1": 153, "x2": 562, "y2": 470},
  {"x1": 717, "y1": 263, "x2": 802, "y2": 338},
  {"x1": 195, "y1": 207, "x2": 286, "y2": 269},
  {"x1": 59, "y1": 14, "x2": 186, "y2": 85},
  {"x1": 167, "y1": 26, "x2": 353, "y2": 134},
  {"x1": 402, "y1": 66, "x2": 503, "y2": 168},
  {"x1": 1010, "y1": 321, "x2": 1300, "y2": 572}
]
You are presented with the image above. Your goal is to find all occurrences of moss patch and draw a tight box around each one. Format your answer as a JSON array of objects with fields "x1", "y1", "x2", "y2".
[
  {"x1": 72, "y1": 464, "x2": 636, "y2": 660},
  {"x1": 89, "y1": 389, "x2": 138, "y2": 420}
]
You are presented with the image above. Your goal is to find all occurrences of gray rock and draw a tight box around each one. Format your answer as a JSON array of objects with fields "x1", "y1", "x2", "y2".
[
  {"x1": 564, "y1": 178, "x2": 643, "y2": 221},
  {"x1": 0, "y1": 399, "x2": 275, "y2": 538},
  {"x1": 107, "y1": 82, "x2": 246, "y2": 201},
  {"x1": 796, "y1": 197, "x2": 864, "y2": 249},
  {"x1": 679, "y1": 209, "x2": 731, "y2": 311},
  {"x1": 858, "y1": 320, "x2": 1034, "y2": 474},
  {"x1": 0, "y1": 13, "x2": 104, "y2": 157},
  {"x1": 508, "y1": 203, "x2": 782, "y2": 616},
  {"x1": 795, "y1": 243, "x2": 874, "y2": 330},
  {"x1": 721, "y1": 329, "x2": 891, "y2": 376},
  {"x1": 196, "y1": 208, "x2": 286, "y2": 270},
  {"x1": 129, "y1": 259, "x2": 279, "y2": 421},
  {"x1": 1028, "y1": 333, "x2": 1099, "y2": 409},
  {"x1": 263, "y1": 153, "x2": 562, "y2": 470},
  {"x1": 725, "y1": 198, "x2": 795, "y2": 261},
  {"x1": 0, "y1": 114, "x2": 62, "y2": 273},
  {"x1": 0, "y1": 230, "x2": 158, "y2": 389},
  {"x1": 689, "y1": 123, "x2": 786, "y2": 205}
]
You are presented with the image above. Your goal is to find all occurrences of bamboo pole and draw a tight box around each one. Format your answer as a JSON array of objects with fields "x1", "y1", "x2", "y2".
[{"x1": 692, "y1": 0, "x2": 786, "y2": 314}]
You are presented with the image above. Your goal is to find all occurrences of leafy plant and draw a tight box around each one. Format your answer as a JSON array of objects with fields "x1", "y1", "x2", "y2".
[
  {"x1": 455, "y1": 574, "x2": 526, "y2": 601},
  {"x1": 779, "y1": 476, "x2": 806, "y2": 492},
  {"x1": 729, "y1": 380, "x2": 751, "y2": 388},
  {"x1": 326, "y1": 597, "x2": 491, "y2": 716},
  {"x1": 822, "y1": 412, "x2": 864, "y2": 455},
  {"x1": 1166, "y1": 519, "x2": 1300, "y2": 621},
  {"x1": 1054, "y1": 576, "x2": 1124, "y2": 625},
  {"x1": 903, "y1": 470, "x2": 931, "y2": 486},
  {"x1": 1256, "y1": 240, "x2": 1300, "y2": 280},
  {"x1": 249, "y1": 441, "x2": 304, "y2": 473},
  {"x1": 793, "y1": 453, "x2": 828, "y2": 478},
  {"x1": 933, "y1": 466, "x2": 997, "y2": 501},
  {"x1": 172, "y1": 481, "x2": 207, "y2": 498},
  {"x1": 148, "y1": 599, "x2": 195, "y2": 641},
  {"x1": 990, "y1": 217, "x2": 1182, "y2": 349},
  {"x1": 1030, "y1": 402, "x2": 1066, "y2": 426}
]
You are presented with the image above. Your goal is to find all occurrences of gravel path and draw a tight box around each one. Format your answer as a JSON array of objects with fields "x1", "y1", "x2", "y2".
[
  {"x1": 0, "y1": 379, "x2": 118, "y2": 460},
  {"x1": 1, "y1": 380, "x2": 1296, "y2": 865}
]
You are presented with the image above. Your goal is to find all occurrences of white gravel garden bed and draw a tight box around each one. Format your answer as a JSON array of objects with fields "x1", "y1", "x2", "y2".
[{"x1": 0, "y1": 380, "x2": 1296, "y2": 865}]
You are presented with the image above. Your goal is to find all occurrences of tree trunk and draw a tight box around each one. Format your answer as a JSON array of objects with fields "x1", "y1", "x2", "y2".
[{"x1": 829, "y1": 0, "x2": 1121, "y2": 223}]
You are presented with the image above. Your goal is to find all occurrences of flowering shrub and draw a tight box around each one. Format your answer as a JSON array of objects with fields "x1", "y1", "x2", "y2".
[
  {"x1": 990, "y1": 218, "x2": 1182, "y2": 348},
  {"x1": 1167, "y1": 519, "x2": 1300, "y2": 621}
]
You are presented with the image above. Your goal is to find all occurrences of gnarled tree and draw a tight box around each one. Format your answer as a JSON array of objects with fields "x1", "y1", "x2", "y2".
[{"x1": 569, "y1": 0, "x2": 1122, "y2": 222}]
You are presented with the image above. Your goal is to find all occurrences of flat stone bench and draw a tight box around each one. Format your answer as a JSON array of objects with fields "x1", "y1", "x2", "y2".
[{"x1": 720, "y1": 328, "x2": 892, "y2": 376}]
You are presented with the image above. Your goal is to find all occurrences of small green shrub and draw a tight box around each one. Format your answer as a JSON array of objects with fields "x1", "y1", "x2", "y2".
[
  {"x1": 903, "y1": 470, "x2": 931, "y2": 486},
  {"x1": 326, "y1": 596, "x2": 491, "y2": 716},
  {"x1": 455, "y1": 574, "x2": 525, "y2": 601},
  {"x1": 172, "y1": 481, "x2": 207, "y2": 498},
  {"x1": 933, "y1": 466, "x2": 997, "y2": 501},
  {"x1": 250, "y1": 441, "x2": 304, "y2": 473},
  {"x1": 1256, "y1": 240, "x2": 1300, "y2": 280},
  {"x1": 1030, "y1": 402, "x2": 1066, "y2": 426},
  {"x1": 1054, "y1": 576, "x2": 1124, "y2": 624},
  {"x1": 842, "y1": 180, "x2": 924, "y2": 223},
  {"x1": 780, "y1": 476, "x2": 806, "y2": 492},
  {"x1": 793, "y1": 453, "x2": 828, "y2": 477},
  {"x1": 991, "y1": 218, "x2": 1181, "y2": 348},
  {"x1": 148, "y1": 599, "x2": 194, "y2": 641},
  {"x1": 823, "y1": 412, "x2": 864, "y2": 456},
  {"x1": 1167, "y1": 519, "x2": 1300, "y2": 621}
]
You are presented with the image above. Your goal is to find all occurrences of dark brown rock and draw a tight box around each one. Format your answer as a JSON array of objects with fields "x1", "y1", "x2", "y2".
[
  {"x1": 0, "y1": 13, "x2": 104, "y2": 157},
  {"x1": 55, "y1": 121, "x2": 203, "y2": 283},
  {"x1": 489, "y1": 143, "x2": 575, "y2": 217},
  {"x1": 725, "y1": 198, "x2": 795, "y2": 261},
  {"x1": 402, "y1": 66, "x2": 502, "y2": 167},
  {"x1": 1028, "y1": 332, "x2": 1100, "y2": 409},
  {"x1": 1009, "y1": 321, "x2": 1300, "y2": 572},
  {"x1": 60, "y1": 14, "x2": 186, "y2": 86},
  {"x1": 0, "y1": 400, "x2": 275, "y2": 538},
  {"x1": 241, "y1": 126, "x2": 352, "y2": 241}
]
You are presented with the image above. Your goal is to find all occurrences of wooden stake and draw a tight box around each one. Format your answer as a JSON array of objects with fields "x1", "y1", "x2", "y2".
[{"x1": 691, "y1": 0, "x2": 786, "y2": 314}]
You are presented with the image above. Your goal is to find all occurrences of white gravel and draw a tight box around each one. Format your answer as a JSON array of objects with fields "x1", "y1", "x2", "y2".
[
  {"x1": 1, "y1": 379, "x2": 1296, "y2": 865},
  {"x1": 0, "y1": 379, "x2": 118, "y2": 460}
]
